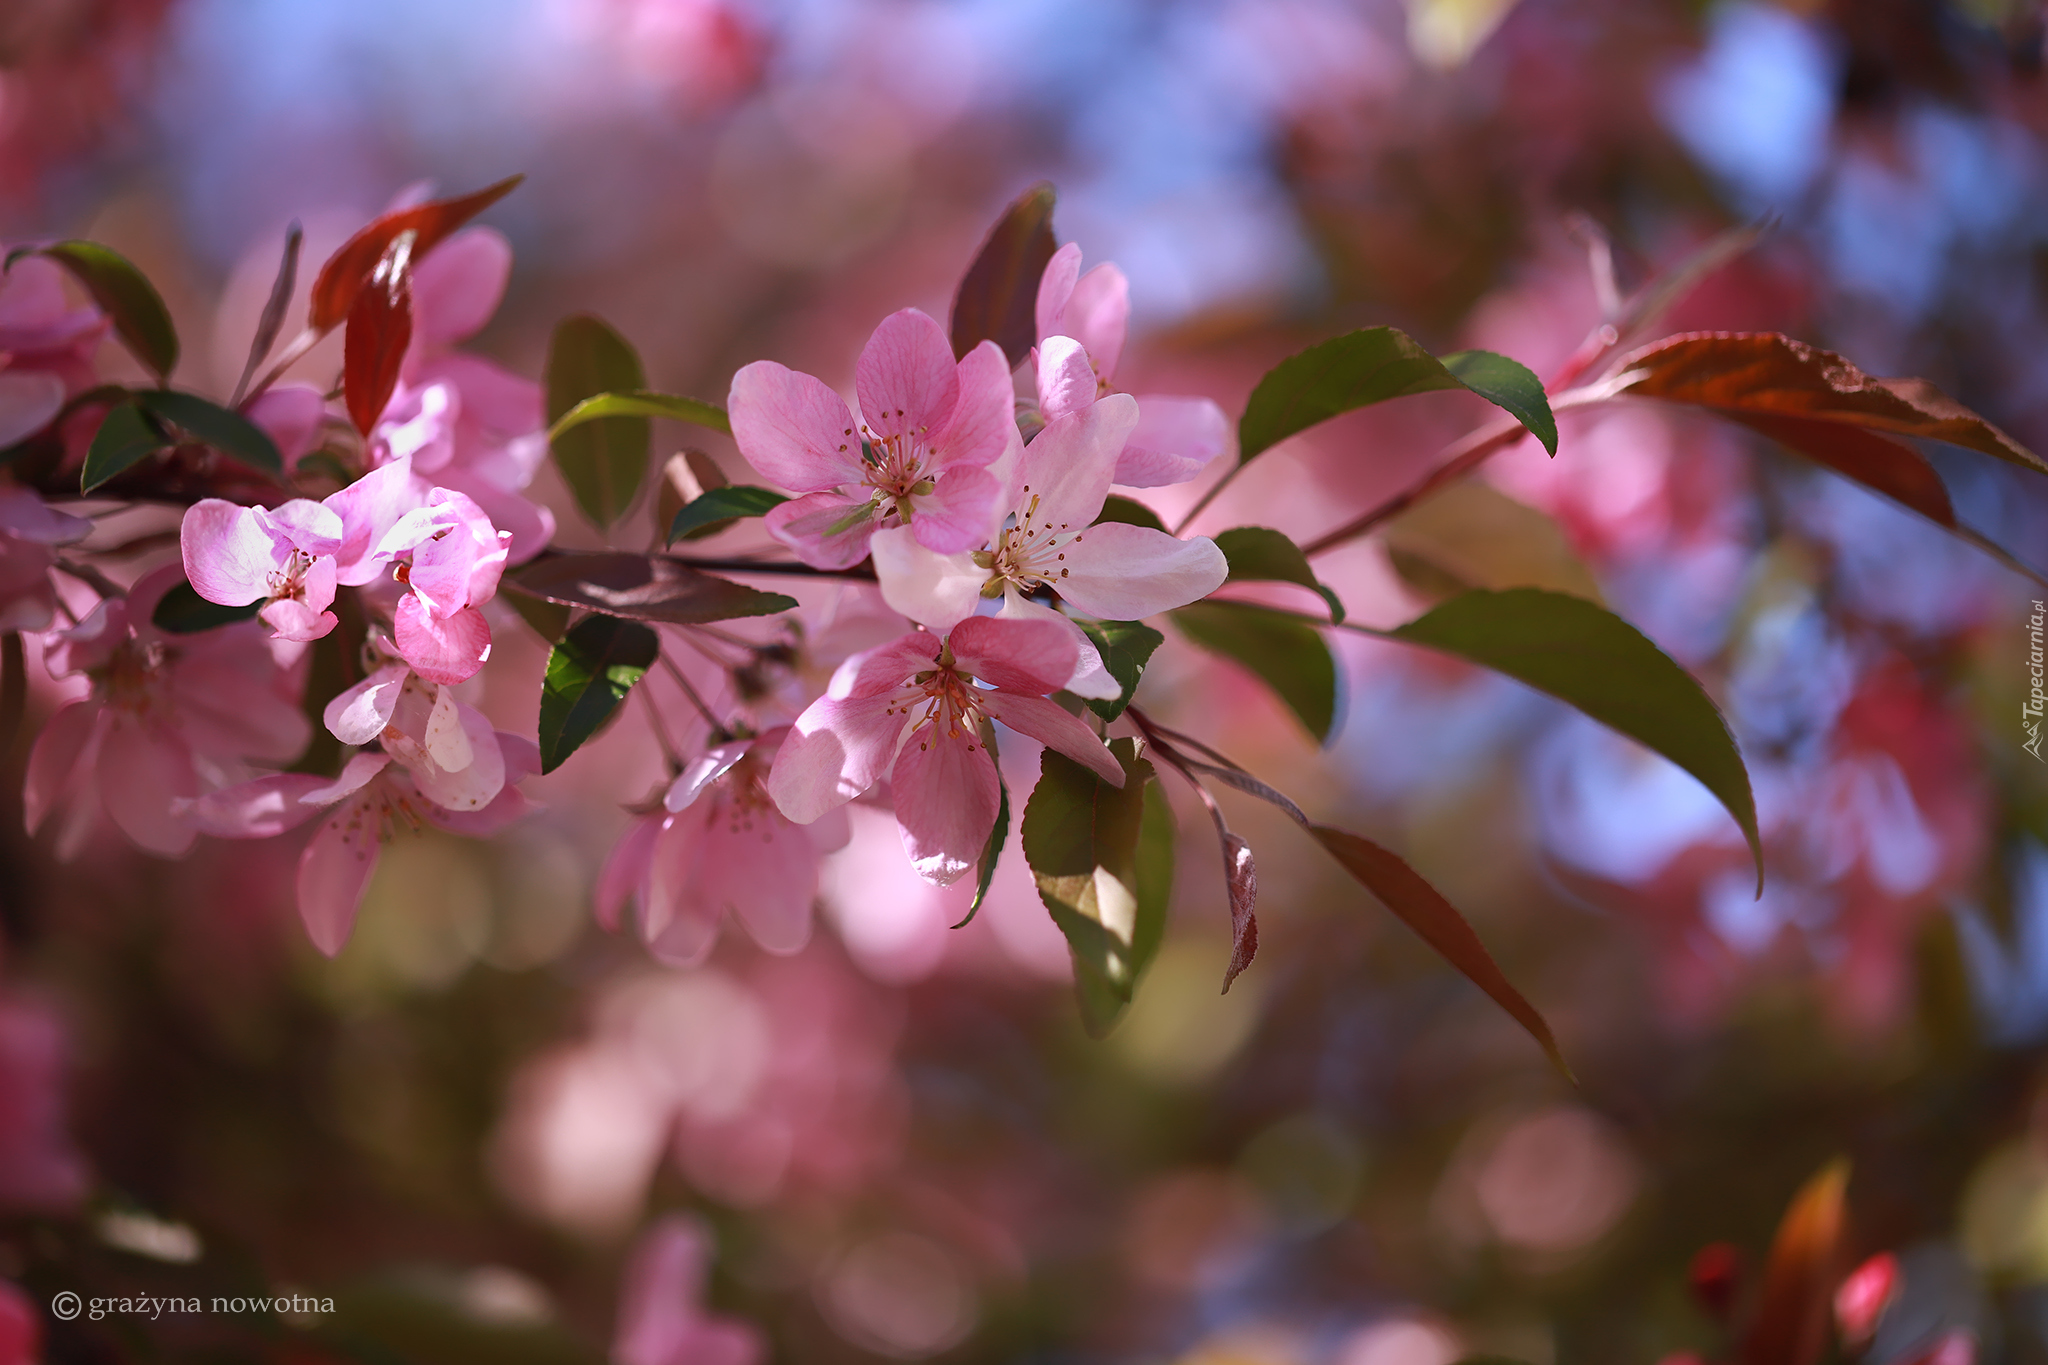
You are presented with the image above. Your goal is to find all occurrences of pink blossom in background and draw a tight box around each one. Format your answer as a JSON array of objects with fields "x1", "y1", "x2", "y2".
[
  {"x1": 0, "y1": 487, "x2": 90, "y2": 632},
  {"x1": 596, "y1": 727, "x2": 849, "y2": 967},
  {"x1": 0, "y1": 994, "x2": 89, "y2": 1213},
  {"x1": 1035, "y1": 244, "x2": 1230, "y2": 487},
  {"x1": 769, "y1": 615, "x2": 1123, "y2": 884},
  {"x1": 0, "y1": 250, "x2": 107, "y2": 448},
  {"x1": 731, "y1": 308, "x2": 1016, "y2": 568},
  {"x1": 186, "y1": 668, "x2": 538, "y2": 953},
  {"x1": 612, "y1": 1215, "x2": 762, "y2": 1365},
  {"x1": 26, "y1": 565, "x2": 310, "y2": 858},
  {"x1": 0, "y1": 1280, "x2": 39, "y2": 1365}
]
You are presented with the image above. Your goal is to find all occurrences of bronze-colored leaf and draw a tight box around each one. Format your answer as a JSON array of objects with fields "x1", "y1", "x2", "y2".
[
  {"x1": 1738, "y1": 1159, "x2": 1851, "y2": 1365},
  {"x1": 310, "y1": 175, "x2": 523, "y2": 331},
  {"x1": 506, "y1": 551, "x2": 797, "y2": 624}
]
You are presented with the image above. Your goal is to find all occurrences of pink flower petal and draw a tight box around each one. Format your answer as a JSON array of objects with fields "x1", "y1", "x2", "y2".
[
  {"x1": 23, "y1": 701, "x2": 97, "y2": 836},
  {"x1": 394, "y1": 596, "x2": 492, "y2": 685},
  {"x1": 258, "y1": 598, "x2": 338, "y2": 641},
  {"x1": 297, "y1": 787, "x2": 385, "y2": 955},
  {"x1": 826, "y1": 633, "x2": 940, "y2": 700},
  {"x1": 767, "y1": 692, "x2": 910, "y2": 824},
  {"x1": 929, "y1": 339, "x2": 1019, "y2": 470},
  {"x1": 728, "y1": 360, "x2": 864, "y2": 492},
  {"x1": 855, "y1": 308, "x2": 958, "y2": 444},
  {"x1": 1035, "y1": 242, "x2": 1083, "y2": 346},
  {"x1": 1056, "y1": 522, "x2": 1227, "y2": 621},
  {"x1": 615, "y1": 1216, "x2": 764, "y2": 1365},
  {"x1": 869, "y1": 526, "x2": 982, "y2": 631},
  {"x1": 1064, "y1": 262, "x2": 1129, "y2": 379},
  {"x1": 1116, "y1": 395, "x2": 1230, "y2": 488},
  {"x1": 328, "y1": 456, "x2": 428, "y2": 586},
  {"x1": 763, "y1": 491, "x2": 879, "y2": 571},
  {"x1": 1010, "y1": 394, "x2": 1138, "y2": 536},
  {"x1": 666, "y1": 740, "x2": 753, "y2": 812},
  {"x1": 301, "y1": 751, "x2": 393, "y2": 806},
  {"x1": 596, "y1": 813, "x2": 661, "y2": 933},
  {"x1": 253, "y1": 498, "x2": 345, "y2": 557},
  {"x1": 0, "y1": 488, "x2": 88, "y2": 546},
  {"x1": 1035, "y1": 335, "x2": 1098, "y2": 424},
  {"x1": 947, "y1": 614, "x2": 1076, "y2": 696},
  {"x1": 180, "y1": 500, "x2": 279, "y2": 606},
  {"x1": 97, "y1": 717, "x2": 199, "y2": 856},
  {"x1": 643, "y1": 812, "x2": 722, "y2": 965},
  {"x1": 406, "y1": 488, "x2": 507, "y2": 615},
  {"x1": 700, "y1": 803, "x2": 819, "y2": 955},
  {"x1": 407, "y1": 694, "x2": 506, "y2": 813},
  {"x1": 997, "y1": 592, "x2": 1120, "y2": 700},
  {"x1": 980, "y1": 690, "x2": 1126, "y2": 786},
  {"x1": 323, "y1": 664, "x2": 409, "y2": 746},
  {"x1": 908, "y1": 463, "x2": 1002, "y2": 555},
  {"x1": 0, "y1": 371, "x2": 64, "y2": 448},
  {"x1": 184, "y1": 774, "x2": 332, "y2": 838},
  {"x1": 890, "y1": 724, "x2": 1001, "y2": 885},
  {"x1": 410, "y1": 226, "x2": 511, "y2": 349}
]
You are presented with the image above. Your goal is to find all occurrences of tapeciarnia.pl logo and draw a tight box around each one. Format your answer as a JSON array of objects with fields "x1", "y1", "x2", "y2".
[{"x1": 2027, "y1": 599, "x2": 2045, "y2": 761}]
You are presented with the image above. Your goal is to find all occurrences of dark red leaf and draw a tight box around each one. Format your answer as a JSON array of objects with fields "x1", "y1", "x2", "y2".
[
  {"x1": 342, "y1": 233, "x2": 414, "y2": 437},
  {"x1": 1620, "y1": 332, "x2": 2046, "y2": 475},
  {"x1": 1309, "y1": 823, "x2": 1571, "y2": 1080},
  {"x1": 310, "y1": 175, "x2": 523, "y2": 332},
  {"x1": 1739, "y1": 1159, "x2": 1850, "y2": 1365},
  {"x1": 1734, "y1": 412, "x2": 1955, "y2": 526},
  {"x1": 1219, "y1": 829, "x2": 1258, "y2": 994},
  {"x1": 949, "y1": 182, "x2": 1057, "y2": 368},
  {"x1": 505, "y1": 551, "x2": 797, "y2": 624}
]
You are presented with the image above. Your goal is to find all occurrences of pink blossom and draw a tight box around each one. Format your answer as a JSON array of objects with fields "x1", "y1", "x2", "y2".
[
  {"x1": 187, "y1": 667, "x2": 537, "y2": 952},
  {"x1": 0, "y1": 486, "x2": 90, "y2": 632},
  {"x1": 597, "y1": 728, "x2": 850, "y2": 965},
  {"x1": 0, "y1": 250, "x2": 106, "y2": 448},
  {"x1": 1035, "y1": 244, "x2": 1230, "y2": 487},
  {"x1": 26, "y1": 565, "x2": 311, "y2": 858},
  {"x1": 868, "y1": 393, "x2": 1227, "y2": 697},
  {"x1": 613, "y1": 1216, "x2": 763, "y2": 1365},
  {"x1": 372, "y1": 488, "x2": 511, "y2": 685},
  {"x1": 178, "y1": 456, "x2": 425, "y2": 642},
  {"x1": 730, "y1": 309, "x2": 1016, "y2": 569},
  {"x1": 769, "y1": 616, "x2": 1123, "y2": 884},
  {"x1": 0, "y1": 993, "x2": 89, "y2": 1213},
  {"x1": 0, "y1": 1280, "x2": 39, "y2": 1365}
]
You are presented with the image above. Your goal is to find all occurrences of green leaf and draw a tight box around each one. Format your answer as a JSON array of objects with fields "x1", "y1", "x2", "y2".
[
  {"x1": 1441, "y1": 350, "x2": 1558, "y2": 457},
  {"x1": 81, "y1": 402, "x2": 163, "y2": 492},
  {"x1": 507, "y1": 551, "x2": 798, "y2": 625},
  {"x1": 1380, "y1": 482, "x2": 1604, "y2": 604},
  {"x1": 538, "y1": 614, "x2": 659, "y2": 774},
  {"x1": 949, "y1": 182, "x2": 1058, "y2": 368},
  {"x1": 135, "y1": 389, "x2": 282, "y2": 474},
  {"x1": 1095, "y1": 495, "x2": 1167, "y2": 533},
  {"x1": 954, "y1": 776, "x2": 1010, "y2": 929},
  {"x1": 667, "y1": 485, "x2": 790, "y2": 543},
  {"x1": 14, "y1": 241, "x2": 179, "y2": 380},
  {"x1": 1214, "y1": 525, "x2": 1346, "y2": 622},
  {"x1": 1238, "y1": 328, "x2": 1558, "y2": 464},
  {"x1": 506, "y1": 590, "x2": 571, "y2": 644},
  {"x1": 1075, "y1": 619, "x2": 1164, "y2": 723},
  {"x1": 1309, "y1": 823, "x2": 1572, "y2": 1081},
  {"x1": 546, "y1": 391, "x2": 732, "y2": 441},
  {"x1": 151, "y1": 582, "x2": 264, "y2": 633},
  {"x1": 547, "y1": 318, "x2": 651, "y2": 528},
  {"x1": 1023, "y1": 739, "x2": 1173, "y2": 1037},
  {"x1": 1389, "y1": 587, "x2": 1761, "y2": 888},
  {"x1": 1172, "y1": 601, "x2": 1338, "y2": 743}
]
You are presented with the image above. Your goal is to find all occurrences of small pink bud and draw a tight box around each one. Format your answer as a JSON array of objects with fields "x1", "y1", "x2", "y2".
[
  {"x1": 1834, "y1": 1252, "x2": 1899, "y2": 1347},
  {"x1": 1688, "y1": 1241, "x2": 1743, "y2": 1322}
]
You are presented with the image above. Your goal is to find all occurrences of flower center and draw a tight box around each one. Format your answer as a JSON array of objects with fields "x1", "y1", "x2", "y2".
[
  {"x1": 978, "y1": 485, "x2": 1081, "y2": 598},
  {"x1": 886, "y1": 662, "x2": 989, "y2": 756},
  {"x1": 99, "y1": 638, "x2": 168, "y2": 716},
  {"x1": 265, "y1": 549, "x2": 313, "y2": 604}
]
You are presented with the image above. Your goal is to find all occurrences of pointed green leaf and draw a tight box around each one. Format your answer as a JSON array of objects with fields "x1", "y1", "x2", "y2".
[
  {"x1": 1214, "y1": 525, "x2": 1346, "y2": 622},
  {"x1": 1023, "y1": 739, "x2": 1173, "y2": 1037},
  {"x1": 668, "y1": 485, "x2": 790, "y2": 543},
  {"x1": 1441, "y1": 350, "x2": 1557, "y2": 456},
  {"x1": 151, "y1": 582, "x2": 264, "y2": 633},
  {"x1": 14, "y1": 241, "x2": 179, "y2": 380},
  {"x1": 1173, "y1": 601, "x2": 1338, "y2": 743},
  {"x1": 1238, "y1": 328, "x2": 1558, "y2": 464},
  {"x1": 547, "y1": 318, "x2": 651, "y2": 528},
  {"x1": 81, "y1": 402, "x2": 163, "y2": 492},
  {"x1": 1380, "y1": 482, "x2": 1604, "y2": 604},
  {"x1": 950, "y1": 182, "x2": 1058, "y2": 367},
  {"x1": 135, "y1": 390, "x2": 282, "y2": 474},
  {"x1": 1389, "y1": 587, "x2": 1761, "y2": 888},
  {"x1": 538, "y1": 614, "x2": 659, "y2": 773},
  {"x1": 1095, "y1": 495, "x2": 1167, "y2": 533},
  {"x1": 547, "y1": 391, "x2": 732, "y2": 441},
  {"x1": 1309, "y1": 824, "x2": 1572, "y2": 1080},
  {"x1": 507, "y1": 551, "x2": 797, "y2": 625},
  {"x1": 1076, "y1": 619, "x2": 1164, "y2": 723}
]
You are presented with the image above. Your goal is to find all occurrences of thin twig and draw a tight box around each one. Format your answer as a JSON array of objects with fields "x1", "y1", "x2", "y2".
[
  {"x1": 659, "y1": 654, "x2": 727, "y2": 736},
  {"x1": 51, "y1": 558, "x2": 125, "y2": 600},
  {"x1": 1169, "y1": 459, "x2": 1250, "y2": 536},
  {"x1": 637, "y1": 682, "x2": 683, "y2": 767}
]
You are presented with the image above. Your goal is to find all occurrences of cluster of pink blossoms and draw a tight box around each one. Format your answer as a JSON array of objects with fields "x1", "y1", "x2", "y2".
[{"x1": 601, "y1": 249, "x2": 1229, "y2": 961}]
